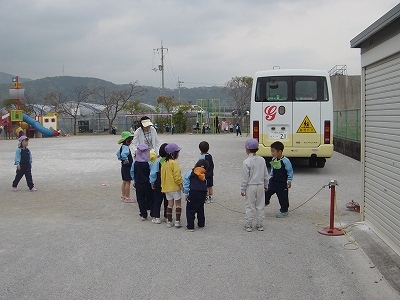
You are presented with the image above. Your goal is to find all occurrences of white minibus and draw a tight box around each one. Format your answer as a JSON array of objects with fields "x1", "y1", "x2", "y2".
[{"x1": 250, "y1": 69, "x2": 333, "y2": 167}]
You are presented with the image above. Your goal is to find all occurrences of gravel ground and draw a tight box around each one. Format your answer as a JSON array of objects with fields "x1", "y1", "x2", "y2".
[{"x1": 0, "y1": 133, "x2": 399, "y2": 300}]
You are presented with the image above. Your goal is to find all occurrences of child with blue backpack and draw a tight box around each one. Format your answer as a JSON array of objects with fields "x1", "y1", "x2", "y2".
[{"x1": 116, "y1": 131, "x2": 135, "y2": 203}]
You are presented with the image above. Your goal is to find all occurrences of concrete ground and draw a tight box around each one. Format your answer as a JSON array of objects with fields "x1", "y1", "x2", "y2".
[{"x1": 0, "y1": 133, "x2": 399, "y2": 300}]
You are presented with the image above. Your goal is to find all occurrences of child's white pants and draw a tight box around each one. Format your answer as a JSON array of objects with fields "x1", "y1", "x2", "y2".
[{"x1": 245, "y1": 184, "x2": 265, "y2": 224}]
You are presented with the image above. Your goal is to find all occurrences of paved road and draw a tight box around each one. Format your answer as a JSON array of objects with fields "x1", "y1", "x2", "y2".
[{"x1": 0, "y1": 134, "x2": 399, "y2": 300}]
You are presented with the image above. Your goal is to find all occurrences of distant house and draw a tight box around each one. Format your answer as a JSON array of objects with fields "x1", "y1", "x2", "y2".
[{"x1": 30, "y1": 104, "x2": 56, "y2": 115}]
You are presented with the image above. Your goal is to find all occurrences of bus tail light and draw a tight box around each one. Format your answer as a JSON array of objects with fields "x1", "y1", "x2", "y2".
[
  {"x1": 324, "y1": 120, "x2": 331, "y2": 144},
  {"x1": 253, "y1": 120, "x2": 259, "y2": 141}
]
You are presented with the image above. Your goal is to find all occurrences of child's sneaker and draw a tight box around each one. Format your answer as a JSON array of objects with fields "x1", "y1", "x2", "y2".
[
  {"x1": 151, "y1": 217, "x2": 156, "y2": 223},
  {"x1": 244, "y1": 222, "x2": 252, "y2": 232},
  {"x1": 256, "y1": 224, "x2": 264, "y2": 231},
  {"x1": 205, "y1": 196, "x2": 211, "y2": 204},
  {"x1": 12, "y1": 187, "x2": 18, "y2": 192},
  {"x1": 175, "y1": 220, "x2": 182, "y2": 228},
  {"x1": 154, "y1": 218, "x2": 161, "y2": 224},
  {"x1": 30, "y1": 187, "x2": 38, "y2": 192},
  {"x1": 209, "y1": 196, "x2": 213, "y2": 203},
  {"x1": 124, "y1": 197, "x2": 136, "y2": 203},
  {"x1": 166, "y1": 221, "x2": 174, "y2": 228},
  {"x1": 276, "y1": 211, "x2": 288, "y2": 218}
]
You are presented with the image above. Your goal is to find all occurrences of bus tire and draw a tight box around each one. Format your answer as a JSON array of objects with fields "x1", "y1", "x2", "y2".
[
  {"x1": 308, "y1": 157, "x2": 317, "y2": 168},
  {"x1": 316, "y1": 158, "x2": 326, "y2": 168}
]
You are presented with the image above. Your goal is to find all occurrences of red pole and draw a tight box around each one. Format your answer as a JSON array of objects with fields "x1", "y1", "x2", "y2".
[
  {"x1": 318, "y1": 179, "x2": 344, "y2": 236},
  {"x1": 329, "y1": 184, "x2": 335, "y2": 230}
]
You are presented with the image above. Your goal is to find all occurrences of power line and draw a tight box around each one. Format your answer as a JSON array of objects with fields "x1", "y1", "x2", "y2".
[{"x1": 166, "y1": 51, "x2": 177, "y2": 84}]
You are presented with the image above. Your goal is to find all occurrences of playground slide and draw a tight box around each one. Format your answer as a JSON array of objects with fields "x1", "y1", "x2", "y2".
[{"x1": 22, "y1": 114, "x2": 58, "y2": 137}]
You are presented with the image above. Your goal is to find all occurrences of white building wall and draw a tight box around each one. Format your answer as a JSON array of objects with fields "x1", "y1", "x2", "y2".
[{"x1": 362, "y1": 50, "x2": 400, "y2": 256}]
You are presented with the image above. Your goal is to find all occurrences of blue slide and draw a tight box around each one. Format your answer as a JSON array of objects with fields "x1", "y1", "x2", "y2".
[{"x1": 23, "y1": 114, "x2": 58, "y2": 137}]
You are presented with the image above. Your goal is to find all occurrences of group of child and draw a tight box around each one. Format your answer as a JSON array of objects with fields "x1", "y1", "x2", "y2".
[
  {"x1": 241, "y1": 139, "x2": 293, "y2": 232},
  {"x1": 10, "y1": 131, "x2": 293, "y2": 234},
  {"x1": 116, "y1": 131, "x2": 215, "y2": 231},
  {"x1": 116, "y1": 128, "x2": 294, "y2": 233}
]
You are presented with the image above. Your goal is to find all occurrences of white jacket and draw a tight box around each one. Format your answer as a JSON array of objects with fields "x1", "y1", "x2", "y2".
[{"x1": 132, "y1": 126, "x2": 160, "y2": 155}]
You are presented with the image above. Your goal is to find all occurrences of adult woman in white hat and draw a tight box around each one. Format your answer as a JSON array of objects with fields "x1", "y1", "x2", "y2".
[{"x1": 132, "y1": 116, "x2": 160, "y2": 155}]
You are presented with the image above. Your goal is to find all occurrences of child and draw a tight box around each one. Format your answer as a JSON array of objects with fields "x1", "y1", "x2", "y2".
[
  {"x1": 116, "y1": 131, "x2": 135, "y2": 203},
  {"x1": 161, "y1": 143, "x2": 183, "y2": 228},
  {"x1": 235, "y1": 122, "x2": 242, "y2": 137},
  {"x1": 130, "y1": 143, "x2": 154, "y2": 221},
  {"x1": 240, "y1": 139, "x2": 268, "y2": 232},
  {"x1": 199, "y1": 141, "x2": 214, "y2": 203},
  {"x1": 12, "y1": 135, "x2": 37, "y2": 192},
  {"x1": 265, "y1": 141, "x2": 293, "y2": 218},
  {"x1": 150, "y1": 143, "x2": 169, "y2": 224},
  {"x1": 183, "y1": 159, "x2": 209, "y2": 232}
]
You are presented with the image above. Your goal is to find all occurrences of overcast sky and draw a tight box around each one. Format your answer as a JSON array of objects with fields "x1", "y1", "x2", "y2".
[{"x1": 1, "y1": 0, "x2": 398, "y2": 88}]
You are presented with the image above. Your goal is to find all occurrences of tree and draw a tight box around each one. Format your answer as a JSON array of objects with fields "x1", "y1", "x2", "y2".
[
  {"x1": 24, "y1": 90, "x2": 53, "y2": 116},
  {"x1": 156, "y1": 95, "x2": 177, "y2": 113},
  {"x1": 2, "y1": 98, "x2": 33, "y2": 115},
  {"x1": 48, "y1": 86, "x2": 92, "y2": 135},
  {"x1": 93, "y1": 82, "x2": 146, "y2": 130},
  {"x1": 173, "y1": 109, "x2": 188, "y2": 133},
  {"x1": 122, "y1": 99, "x2": 153, "y2": 115},
  {"x1": 224, "y1": 76, "x2": 253, "y2": 118}
]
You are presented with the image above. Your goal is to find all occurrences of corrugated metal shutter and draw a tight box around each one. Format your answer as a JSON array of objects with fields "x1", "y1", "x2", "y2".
[{"x1": 364, "y1": 51, "x2": 400, "y2": 256}]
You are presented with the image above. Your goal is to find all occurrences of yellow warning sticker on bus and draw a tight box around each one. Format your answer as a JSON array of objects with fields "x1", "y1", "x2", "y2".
[{"x1": 297, "y1": 116, "x2": 316, "y2": 133}]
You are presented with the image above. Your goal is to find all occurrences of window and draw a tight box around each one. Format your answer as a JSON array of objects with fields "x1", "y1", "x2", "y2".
[
  {"x1": 255, "y1": 76, "x2": 328, "y2": 102},
  {"x1": 295, "y1": 81, "x2": 317, "y2": 101},
  {"x1": 267, "y1": 81, "x2": 288, "y2": 101},
  {"x1": 255, "y1": 76, "x2": 290, "y2": 102}
]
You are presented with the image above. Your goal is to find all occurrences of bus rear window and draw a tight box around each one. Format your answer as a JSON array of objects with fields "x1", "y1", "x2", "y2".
[
  {"x1": 255, "y1": 76, "x2": 329, "y2": 102},
  {"x1": 295, "y1": 81, "x2": 317, "y2": 101},
  {"x1": 267, "y1": 81, "x2": 288, "y2": 101}
]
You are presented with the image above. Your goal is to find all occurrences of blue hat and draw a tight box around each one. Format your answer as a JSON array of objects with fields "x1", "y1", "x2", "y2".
[
  {"x1": 136, "y1": 143, "x2": 150, "y2": 162},
  {"x1": 165, "y1": 143, "x2": 181, "y2": 154},
  {"x1": 245, "y1": 139, "x2": 259, "y2": 150}
]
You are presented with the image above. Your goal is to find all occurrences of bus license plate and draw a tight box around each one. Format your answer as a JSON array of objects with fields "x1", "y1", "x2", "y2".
[{"x1": 269, "y1": 133, "x2": 287, "y2": 140}]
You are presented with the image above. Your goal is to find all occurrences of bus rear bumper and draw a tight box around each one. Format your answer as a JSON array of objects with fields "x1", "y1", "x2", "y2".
[{"x1": 258, "y1": 144, "x2": 334, "y2": 158}]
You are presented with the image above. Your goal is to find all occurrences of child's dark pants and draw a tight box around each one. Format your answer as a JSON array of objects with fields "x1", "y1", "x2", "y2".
[
  {"x1": 186, "y1": 191, "x2": 207, "y2": 230},
  {"x1": 12, "y1": 163, "x2": 34, "y2": 189},
  {"x1": 153, "y1": 188, "x2": 167, "y2": 219},
  {"x1": 135, "y1": 183, "x2": 154, "y2": 218},
  {"x1": 265, "y1": 181, "x2": 289, "y2": 213}
]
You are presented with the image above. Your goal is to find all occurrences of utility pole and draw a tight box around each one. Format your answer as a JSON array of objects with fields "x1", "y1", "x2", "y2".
[
  {"x1": 153, "y1": 40, "x2": 168, "y2": 96},
  {"x1": 177, "y1": 77, "x2": 184, "y2": 102}
]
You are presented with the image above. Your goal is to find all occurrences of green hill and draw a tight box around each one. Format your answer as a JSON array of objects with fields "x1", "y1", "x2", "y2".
[
  {"x1": 0, "y1": 75, "x2": 234, "y2": 108},
  {"x1": 0, "y1": 71, "x2": 31, "y2": 84}
]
